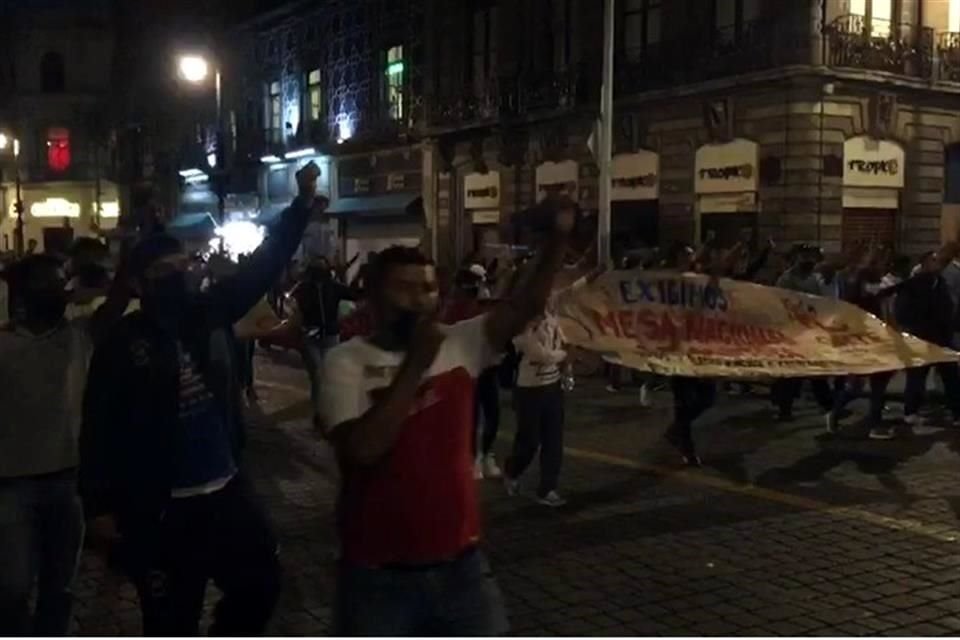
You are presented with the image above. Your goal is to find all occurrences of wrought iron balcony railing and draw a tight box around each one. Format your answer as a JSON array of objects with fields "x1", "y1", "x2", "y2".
[
  {"x1": 425, "y1": 66, "x2": 593, "y2": 130},
  {"x1": 617, "y1": 12, "x2": 811, "y2": 94},
  {"x1": 825, "y1": 14, "x2": 933, "y2": 78},
  {"x1": 938, "y1": 32, "x2": 960, "y2": 82}
]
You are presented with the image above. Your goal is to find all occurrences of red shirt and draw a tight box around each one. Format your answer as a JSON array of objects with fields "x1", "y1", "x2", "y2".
[{"x1": 318, "y1": 316, "x2": 495, "y2": 565}]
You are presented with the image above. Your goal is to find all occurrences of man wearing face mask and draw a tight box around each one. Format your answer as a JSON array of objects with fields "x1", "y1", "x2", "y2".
[
  {"x1": 317, "y1": 197, "x2": 576, "y2": 636},
  {"x1": 290, "y1": 254, "x2": 358, "y2": 424},
  {"x1": 0, "y1": 254, "x2": 129, "y2": 635},
  {"x1": 79, "y1": 164, "x2": 325, "y2": 635}
]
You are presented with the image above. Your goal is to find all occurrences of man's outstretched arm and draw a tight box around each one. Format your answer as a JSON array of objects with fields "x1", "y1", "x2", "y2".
[
  {"x1": 210, "y1": 163, "x2": 325, "y2": 325},
  {"x1": 484, "y1": 199, "x2": 574, "y2": 349}
]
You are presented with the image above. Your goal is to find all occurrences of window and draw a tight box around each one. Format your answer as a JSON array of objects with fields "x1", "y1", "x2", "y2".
[
  {"x1": 623, "y1": 0, "x2": 662, "y2": 62},
  {"x1": 471, "y1": 7, "x2": 498, "y2": 96},
  {"x1": 47, "y1": 128, "x2": 71, "y2": 172},
  {"x1": 714, "y1": 0, "x2": 761, "y2": 44},
  {"x1": 850, "y1": 0, "x2": 893, "y2": 36},
  {"x1": 306, "y1": 69, "x2": 323, "y2": 122},
  {"x1": 266, "y1": 81, "x2": 282, "y2": 144},
  {"x1": 40, "y1": 52, "x2": 65, "y2": 92},
  {"x1": 385, "y1": 45, "x2": 404, "y2": 122}
]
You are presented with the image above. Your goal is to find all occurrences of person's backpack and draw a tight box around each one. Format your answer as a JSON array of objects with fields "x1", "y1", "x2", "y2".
[{"x1": 497, "y1": 340, "x2": 522, "y2": 389}]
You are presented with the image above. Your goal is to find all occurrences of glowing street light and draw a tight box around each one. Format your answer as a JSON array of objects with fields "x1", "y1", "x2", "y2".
[{"x1": 178, "y1": 55, "x2": 210, "y2": 84}]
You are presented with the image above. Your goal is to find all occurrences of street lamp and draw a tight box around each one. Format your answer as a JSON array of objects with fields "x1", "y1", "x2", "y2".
[{"x1": 176, "y1": 53, "x2": 225, "y2": 224}]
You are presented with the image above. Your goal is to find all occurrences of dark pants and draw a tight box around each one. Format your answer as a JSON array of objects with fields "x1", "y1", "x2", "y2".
[
  {"x1": 235, "y1": 340, "x2": 255, "y2": 391},
  {"x1": 670, "y1": 377, "x2": 716, "y2": 443},
  {"x1": 0, "y1": 469, "x2": 84, "y2": 636},
  {"x1": 123, "y1": 476, "x2": 281, "y2": 636},
  {"x1": 474, "y1": 369, "x2": 501, "y2": 457},
  {"x1": 905, "y1": 363, "x2": 960, "y2": 418},
  {"x1": 335, "y1": 548, "x2": 508, "y2": 636},
  {"x1": 506, "y1": 383, "x2": 564, "y2": 498},
  {"x1": 772, "y1": 377, "x2": 836, "y2": 416},
  {"x1": 832, "y1": 372, "x2": 894, "y2": 427}
]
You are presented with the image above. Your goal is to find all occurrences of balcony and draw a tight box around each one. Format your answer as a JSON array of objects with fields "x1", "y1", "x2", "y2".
[
  {"x1": 617, "y1": 13, "x2": 811, "y2": 95},
  {"x1": 825, "y1": 14, "x2": 933, "y2": 79},
  {"x1": 425, "y1": 66, "x2": 593, "y2": 131},
  {"x1": 938, "y1": 32, "x2": 960, "y2": 83}
]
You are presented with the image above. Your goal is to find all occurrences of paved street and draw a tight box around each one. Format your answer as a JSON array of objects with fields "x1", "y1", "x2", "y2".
[{"x1": 73, "y1": 350, "x2": 960, "y2": 636}]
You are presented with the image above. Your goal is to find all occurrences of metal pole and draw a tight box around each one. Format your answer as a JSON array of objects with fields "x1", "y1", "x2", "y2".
[
  {"x1": 597, "y1": 0, "x2": 615, "y2": 266},
  {"x1": 13, "y1": 138, "x2": 22, "y2": 256},
  {"x1": 214, "y1": 68, "x2": 226, "y2": 227}
]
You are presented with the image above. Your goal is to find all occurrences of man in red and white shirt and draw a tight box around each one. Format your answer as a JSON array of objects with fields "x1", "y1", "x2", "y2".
[{"x1": 318, "y1": 200, "x2": 574, "y2": 636}]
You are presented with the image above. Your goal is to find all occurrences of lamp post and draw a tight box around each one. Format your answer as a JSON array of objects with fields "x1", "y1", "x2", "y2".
[
  {"x1": 1, "y1": 134, "x2": 24, "y2": 255},
  {"x1": 177, "y1": 54, "x2": 225, "y2": 225}
]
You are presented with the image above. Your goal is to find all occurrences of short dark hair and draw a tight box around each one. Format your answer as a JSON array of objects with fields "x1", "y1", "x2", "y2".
[
  {"x1": 4, "y1": 254, "x2": 64, "y2": 291},
  {"x1": 367, "y1": 246, "x2": 431, "y2": 292}
]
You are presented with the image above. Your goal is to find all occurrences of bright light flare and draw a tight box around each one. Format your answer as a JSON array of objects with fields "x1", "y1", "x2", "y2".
[
  {"x1": 178, "y1": 55, "x2": 210, "y2": 84},
  {"x1": 212, "y1": 220, "x2": 265, "y2": 261}
]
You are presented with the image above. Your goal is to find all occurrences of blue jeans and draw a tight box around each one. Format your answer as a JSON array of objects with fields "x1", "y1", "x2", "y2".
[
  {"x1": 335, "y1": 548, "x2": 508, "y2": 636},
  {"x1": 0, "y1": 469, "x2": 84, "y2": 636}
]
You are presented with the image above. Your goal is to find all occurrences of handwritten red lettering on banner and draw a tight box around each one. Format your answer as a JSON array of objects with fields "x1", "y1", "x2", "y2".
[{"x1": 554, "y1": 271, "x2": 957, "y2": 378}]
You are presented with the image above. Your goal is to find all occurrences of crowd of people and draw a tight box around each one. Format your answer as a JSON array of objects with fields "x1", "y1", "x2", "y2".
[{"x1": 4, "y1": 160, "x2": 960, "y2": 636}]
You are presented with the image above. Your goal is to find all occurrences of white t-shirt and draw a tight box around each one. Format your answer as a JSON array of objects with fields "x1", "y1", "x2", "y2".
[
  {"x1": 0, "y1": 320, "x2": 92, "y2": 478},
  {"x1": 318, "y1": 315, "x2": 497, "y2": 432},
  {"x1": 513, "y1": 312, "x2": 566, "y2": 388}
]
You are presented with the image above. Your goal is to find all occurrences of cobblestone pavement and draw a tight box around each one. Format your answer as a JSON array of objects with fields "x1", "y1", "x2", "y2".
[{"x1": 73, "y1": 351, "x2": 960, "y2": 636}]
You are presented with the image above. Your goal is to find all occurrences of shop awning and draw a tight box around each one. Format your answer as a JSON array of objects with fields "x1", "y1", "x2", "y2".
[
  {"x1": 325, "y1": 193, "x2": 423, "y2": 218},
  {"x1": 167, "y1": 212, "x2": 218, "y2": 239}
]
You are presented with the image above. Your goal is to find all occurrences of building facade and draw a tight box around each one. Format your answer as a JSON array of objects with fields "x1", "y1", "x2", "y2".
[
  {"x1": 224, "y1": 0, "x2": 427, "y2": 268},
  {"x1": 0, "y1": 0, "x2": 121, "y2": 254},
  {"x1": 424, "y1": 0, "x2": 960, "y2": 265}
]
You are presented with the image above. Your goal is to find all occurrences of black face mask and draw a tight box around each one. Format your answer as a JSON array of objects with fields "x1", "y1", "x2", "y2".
[
  {"x1": 392, "y1": 309, "x2": 420, "y2": 343},
  {"x1": 25, "y1": 292, "x2": 67, "y2": 328},
  {"x1": 142, "y1": 271, "x2": 189, "y2": 323}
]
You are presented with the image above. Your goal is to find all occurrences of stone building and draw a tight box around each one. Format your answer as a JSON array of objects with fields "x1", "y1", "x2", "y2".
[
  {"x1": 226, "y1": 0, "x2": 427, "y2": 268},
  {"x1": 423, "y1": 0, "x2": 960, "y2": 265}
]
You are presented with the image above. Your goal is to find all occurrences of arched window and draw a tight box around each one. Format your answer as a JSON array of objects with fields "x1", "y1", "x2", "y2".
[{"x1": 41, "y1": 52, "x2": 65, "y2": 93}]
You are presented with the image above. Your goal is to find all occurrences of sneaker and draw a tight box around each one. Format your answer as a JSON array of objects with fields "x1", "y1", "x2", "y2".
[
  {"x1": 639, "y1": 384, "x2": 652, "y2": 408},
  {"x1": 537, "y1": 491, "x2": 567, "y2": 507},
  {"x1": 483, "y1": 454, "x2": 502, "y2": 479},
  {"x1": 663, "y1": 426, "x2": 701, "y2": 467},
  {"x1": 868, "y1": 425, "x2": 895, "y2": 440},
  {"x1": 903, "y1": 414, "x2": 926, "y2": 427},
  {"x1": 605, "y1": 384, "x2": 620, "y2": 393},
  {"x1": 473, "y1": 459, "x2": 484, "y2": 480},
  {"x1": 504, "y1": 477, "x2": 519, "y2": 497}
]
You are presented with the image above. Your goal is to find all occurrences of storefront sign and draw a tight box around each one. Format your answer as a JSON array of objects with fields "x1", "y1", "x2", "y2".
[
  {"x1": 30, "y1": 198, "x2": 80, "y2": 218},
  {"x1": 554, "y1": 270, "x2": 957, "y2": 379},
  {"x1": 464, "y1": 171, "x2": 501, "y2": 209},
  {"x1": 842, "y1": 136, "x2": 905, "y2": 189},
  {"x1": 353, "y1": 177, "x2": 371, "y2": 194},
  {"x1": 611, "y1": 151, "x2": 659, "y2": 201},
  {"x1": 471, "y1": 209, "x2": 500, "y2": 224},
  {"x1": 535, "y1": 160, "x2": 579, "y2": 201},
  {"x1": 387, "y1": 173, "x2": 406, "y2": 191},
  {"x1": 694, "y1": 139, "x2": 759, "y2": 194},
  {"x1": 94, "y1": 201, "x2": 120, "y2": 218}
]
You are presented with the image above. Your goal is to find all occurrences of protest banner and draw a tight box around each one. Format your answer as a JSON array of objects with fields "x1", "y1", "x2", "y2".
[
  {"x1": 554, "y1": 270, "x2": 958, "y2": 378},
  {"x1": 234, "y1": 296, "x2": 284, "y2": 340}
]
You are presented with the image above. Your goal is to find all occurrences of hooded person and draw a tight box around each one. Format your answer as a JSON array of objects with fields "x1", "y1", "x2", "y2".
[{"x1": 79, "y1": 163, "x2": 325, "y2": 635}]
